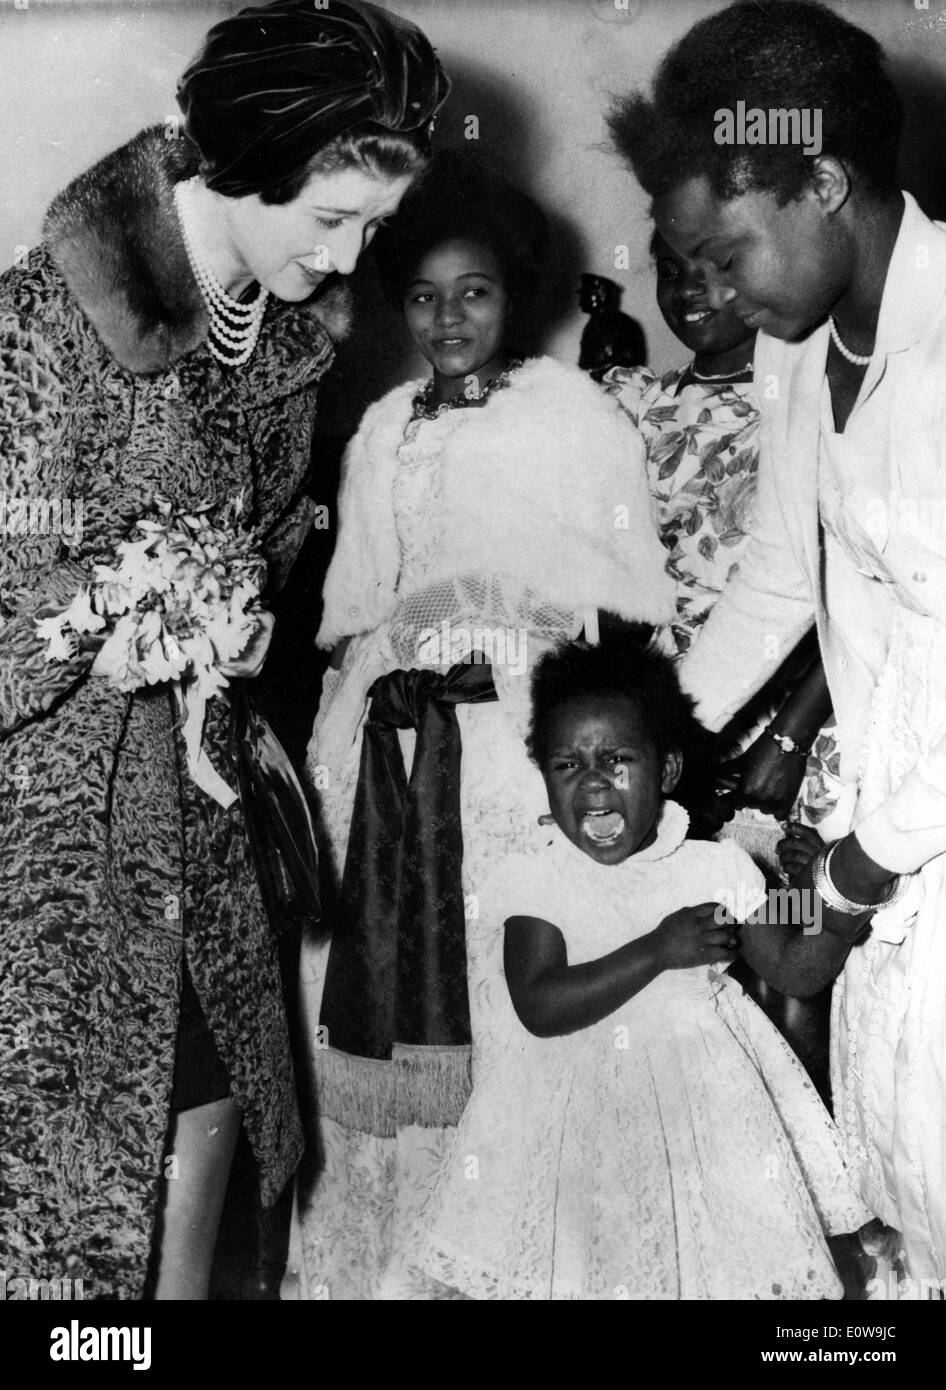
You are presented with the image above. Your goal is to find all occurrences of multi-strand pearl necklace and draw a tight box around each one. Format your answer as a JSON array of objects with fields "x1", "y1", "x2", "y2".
[
  {"x1": 174, "y1": 178, "x2": 269, "y2": 367},
  {"x1": 828, "y1": 315, "x2": 873, "y2": 367}
]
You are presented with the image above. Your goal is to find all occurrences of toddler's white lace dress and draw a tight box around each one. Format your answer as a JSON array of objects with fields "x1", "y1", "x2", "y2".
[{"x1": 392, "y1": 801, "x2": 871, "y2": 1300}]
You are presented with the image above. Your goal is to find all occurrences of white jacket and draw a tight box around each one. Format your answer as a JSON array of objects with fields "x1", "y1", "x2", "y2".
[
  {"x1": 681, "y1": 192, "x2": 946, "y2": 875},
  {"x1": 317, "y1": 354, "x2": 676, "y2": 647}
]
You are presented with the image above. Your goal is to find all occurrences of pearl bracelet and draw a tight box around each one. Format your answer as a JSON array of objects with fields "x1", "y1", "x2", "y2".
[{"x1": 812, "y1": 841, "x2": 907, "y2": 916}]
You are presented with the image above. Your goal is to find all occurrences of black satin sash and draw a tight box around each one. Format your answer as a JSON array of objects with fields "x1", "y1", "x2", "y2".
[{"x1": 319, "y1": 662, "x2": 498, "y2": 1059}]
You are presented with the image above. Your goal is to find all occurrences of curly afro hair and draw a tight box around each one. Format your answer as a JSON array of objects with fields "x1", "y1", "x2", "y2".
[
  {"x1": 525, "y1": 629, "x2": 708, "y2": 763},
  {"x1": 608, "y1": 0, "x2": 902, "y2": 207},
  {"x1": 371, "y1": 148, "x2": 549, "y2": 306},
  {"x1": 526, "y1": 632, "x2": 719, "y2": 823}
]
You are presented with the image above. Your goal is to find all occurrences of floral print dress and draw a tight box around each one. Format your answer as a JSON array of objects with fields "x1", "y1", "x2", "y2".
[{"x1": 603, "y1": 364, "x2": 843, "y2": 844}]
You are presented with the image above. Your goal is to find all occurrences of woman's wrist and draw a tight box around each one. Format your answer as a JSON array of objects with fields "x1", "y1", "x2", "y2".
[
  {"x1": 817, "y1": 902, "x2": 873, "y2": 944},
  {"x1": 830, "y1": 832, "x2": 896, "y2": 902},
  {"x1": 807, "y1": 834, "x2": 904, "y2": 942},
  {"x1": 765, "y1": 724, "x2": 810, "y2": 757}
]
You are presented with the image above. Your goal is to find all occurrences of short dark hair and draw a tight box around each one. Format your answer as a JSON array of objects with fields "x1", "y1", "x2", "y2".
[
  {"x1": 257, "y1": 125, "x2": 429, "y2": 205},
  {"x1": 525, "y1": 631, "x2": 707, "y2": 768},
  {"x1": 372, "y1": 150, "x2": 549, "y2": 305},
  {"x1": 608, "y1": 0, "x2": 903, "y2": 206}
]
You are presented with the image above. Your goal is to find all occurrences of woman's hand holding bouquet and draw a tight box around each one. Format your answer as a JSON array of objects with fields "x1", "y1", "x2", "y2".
[{"x1": 37, "y1": 493, "x2": 268, "y2": 805}]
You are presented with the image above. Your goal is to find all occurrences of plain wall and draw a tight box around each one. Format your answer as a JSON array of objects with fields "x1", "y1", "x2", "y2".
[{"x1": 3, "y1": 0, "x2": 946, "y2": 418}]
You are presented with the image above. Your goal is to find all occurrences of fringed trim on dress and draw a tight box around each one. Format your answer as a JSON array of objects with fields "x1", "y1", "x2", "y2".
[{"x1": 315, "y1": 1044, "x2": 473, "y2": 1136}]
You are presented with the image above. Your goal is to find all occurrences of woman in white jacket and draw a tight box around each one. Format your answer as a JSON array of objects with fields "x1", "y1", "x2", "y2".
[{"x1": 292, "y1": 161, "x2": 675, "y2": 1298}]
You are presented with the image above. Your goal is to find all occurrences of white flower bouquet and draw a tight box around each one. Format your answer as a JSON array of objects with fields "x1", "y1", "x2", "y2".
[{"x1": 37, "y1": 492, "x2": 265, "y2": 805}]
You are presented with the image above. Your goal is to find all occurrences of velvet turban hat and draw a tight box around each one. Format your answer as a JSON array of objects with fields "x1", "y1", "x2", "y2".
[{"x1": 177, "y1": 0, "x2": 450, "y2": 196}]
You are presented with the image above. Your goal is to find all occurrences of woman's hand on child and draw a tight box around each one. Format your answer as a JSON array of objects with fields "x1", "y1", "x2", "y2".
[
  {"x1": 651, "y1": 903, "x2": 739, "y2": 971},
  {"x1": 716, "y1": 737, "x2": 807, "y2": 819},
  {"x1": 777, "y1": 821, "x2": 823, "y2": 882},
  {"x1": 776, "y1": 828, "x2": 880, "y2": 947},
  {"x1": 683, "y1": 786, "x2": 736, "y2": 838}
]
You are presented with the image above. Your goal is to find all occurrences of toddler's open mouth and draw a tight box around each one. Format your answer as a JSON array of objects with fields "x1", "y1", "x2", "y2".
[{"x1": 581, "y1": 810, "x2": 625, "y2": 845}]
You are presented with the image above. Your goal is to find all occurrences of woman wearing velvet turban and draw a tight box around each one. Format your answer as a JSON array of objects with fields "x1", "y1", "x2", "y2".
[{"x1": 0, "y1": 0, "x2": 446, "y2": 1299}]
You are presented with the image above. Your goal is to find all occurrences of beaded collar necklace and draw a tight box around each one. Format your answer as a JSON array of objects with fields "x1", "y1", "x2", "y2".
[
  {"x1": 688, "y1": 360, "x2": 754, "y2": 383},
  {"x1": 410, "y1": 360, "x2": 522, "y2": 422}
]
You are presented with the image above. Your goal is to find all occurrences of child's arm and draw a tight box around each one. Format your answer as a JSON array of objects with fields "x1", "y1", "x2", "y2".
[
  {"x1": 777, "y1": 821, "x2": 824, "y2": 881},
  {"x1": 504, "y1": 905, "x2": 737, "y2": 1038},
  {"x1": 738, "y1": 907, "x2": 853, "y2": 999},
  {"x1": 737, "y1": 827, "x2": 865, "y2": 997}
]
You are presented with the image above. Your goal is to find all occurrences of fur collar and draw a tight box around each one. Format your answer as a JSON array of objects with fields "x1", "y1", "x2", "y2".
[{"x1": 43, "y1": 126, "x2": 352, "y2": 376}]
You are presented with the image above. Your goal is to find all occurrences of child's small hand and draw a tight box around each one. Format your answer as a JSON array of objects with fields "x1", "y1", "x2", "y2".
[
  {"x1": 651, "y1": 902, "x2": 739, "y2": 971},
  {"x1": 777, "y1": 821, "x2": 824, "y2": 883}
]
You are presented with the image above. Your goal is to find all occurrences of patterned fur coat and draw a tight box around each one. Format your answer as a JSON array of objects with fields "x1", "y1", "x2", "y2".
[{"x1": 0, "y1": 127, "x2": 348, "y2": 1298}]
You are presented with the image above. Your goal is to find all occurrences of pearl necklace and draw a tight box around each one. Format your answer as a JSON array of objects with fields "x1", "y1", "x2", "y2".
[
  {"x1": 689, "y1": 360, "x2": 753, "y2": 382},
  {"x1": 828, "y1": 315, "x2": 872, "y2": 367},
  {"x1": 173, "y1": 178, "x2": 269, "y2": 367}
]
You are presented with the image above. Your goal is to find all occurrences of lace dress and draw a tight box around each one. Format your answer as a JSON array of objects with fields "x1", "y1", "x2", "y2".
[
  {"x1": 603, "y1": 365, "x2": 847, "y2": 871},
  {"x1": 385, "y1": 802, "x2": 870, "y2": 1300},
  {"x1": 290, "y1": 399, "x2": 579, "y2": 1300},
  {"x1": 820, "y1": 386, "x2": 946, "y2": 1284}
]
